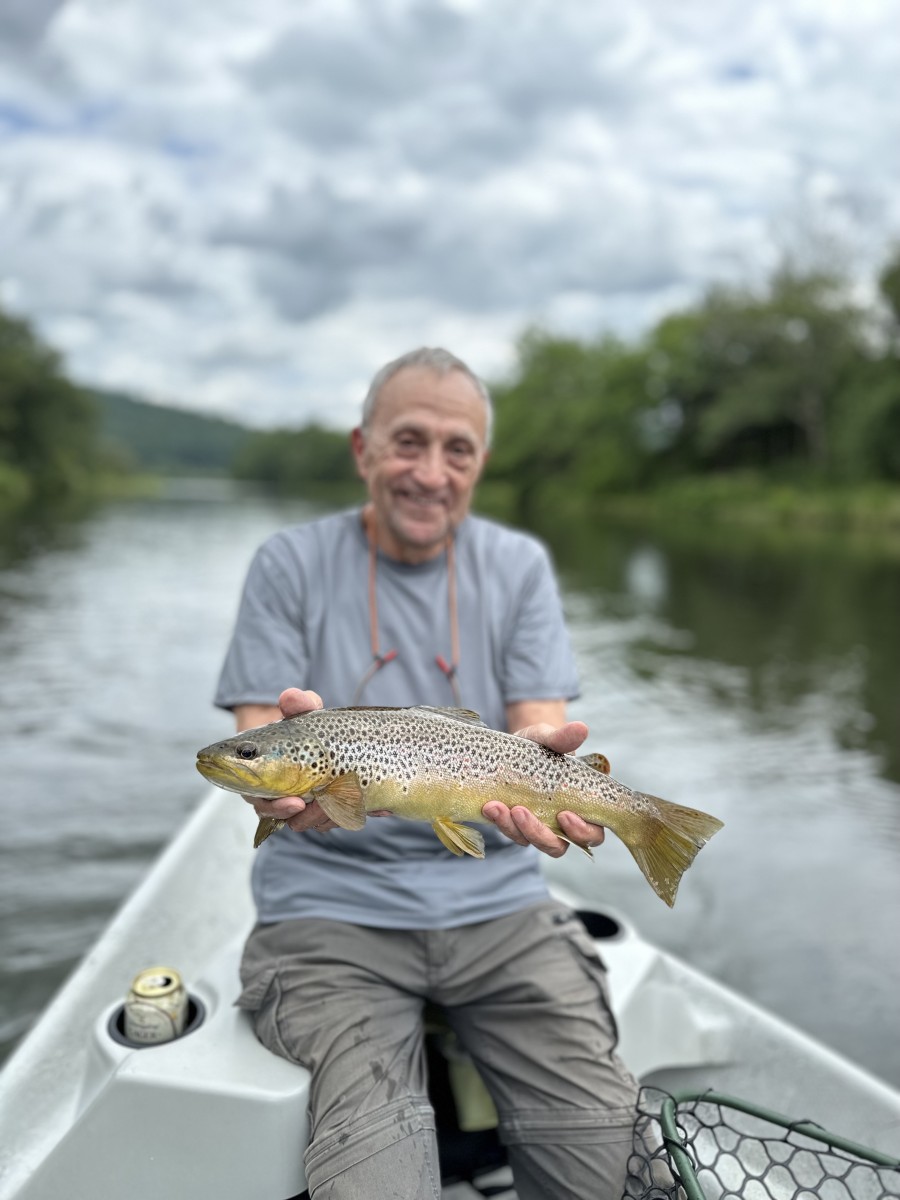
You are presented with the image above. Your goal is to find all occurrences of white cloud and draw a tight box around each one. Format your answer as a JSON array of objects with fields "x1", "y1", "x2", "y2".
[{"x1": 1, "y1": 0, "x2": 898, "y2": 428}]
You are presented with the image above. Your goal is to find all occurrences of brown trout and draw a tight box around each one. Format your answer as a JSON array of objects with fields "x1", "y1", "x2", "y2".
[{"x1": 196, "y1": 705, "x2": 723, "y2": 907}]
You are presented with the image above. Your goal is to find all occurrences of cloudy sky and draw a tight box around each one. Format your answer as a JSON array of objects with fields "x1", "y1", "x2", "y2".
[{"x1": 2, "y1": 0, "x2": 899, "y2": 429}]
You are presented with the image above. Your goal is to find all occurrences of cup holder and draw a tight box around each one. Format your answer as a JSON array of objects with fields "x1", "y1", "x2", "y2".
[
  {"x1": 575, "y1": 909, "x2": 624, "y2": 940},
  {"x1": 107, "y1": 994, "x2": 206, "y2": 1049}
]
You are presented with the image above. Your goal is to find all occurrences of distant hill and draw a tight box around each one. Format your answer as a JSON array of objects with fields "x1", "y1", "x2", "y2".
[{"x1": 90, "y1": 389, "x2": 252, "y2": 474}]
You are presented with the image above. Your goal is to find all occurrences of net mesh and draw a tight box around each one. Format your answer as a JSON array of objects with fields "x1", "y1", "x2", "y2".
[{"x1": 624, "y1": 1089, "x2": 900, "y2": 1200}]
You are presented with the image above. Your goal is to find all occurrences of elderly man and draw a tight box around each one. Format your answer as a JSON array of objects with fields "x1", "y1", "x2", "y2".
[{"x1": 215, "y1": 347, "x2": 638, "y2": 1200}]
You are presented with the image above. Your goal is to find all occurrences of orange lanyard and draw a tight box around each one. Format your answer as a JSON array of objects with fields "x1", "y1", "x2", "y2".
[{"x1": 352, "y1": 507, "x2": 461, "y2": 706}]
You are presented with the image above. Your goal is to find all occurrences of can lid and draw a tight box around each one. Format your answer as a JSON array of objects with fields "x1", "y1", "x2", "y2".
[{"x1": 130, "y1": 966, "x2": 182, "y2": 998}]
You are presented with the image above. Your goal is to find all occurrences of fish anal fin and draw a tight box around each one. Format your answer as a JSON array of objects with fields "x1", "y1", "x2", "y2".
[
  {"x1": 315, "y1": 774, "x2": 366, "y2": 831},
  {"x1": 254, "y1": 817, "x2": 286, "y2": 848},
  {"x1": 557, "y1": 832, "x2": 594, "y2": 859},
  {"x1": 579, "y1": 752, "x2": 611, "y2": 775},
  {"x1": 432, "y1": 818, "x2": 485, "y2": 858}
]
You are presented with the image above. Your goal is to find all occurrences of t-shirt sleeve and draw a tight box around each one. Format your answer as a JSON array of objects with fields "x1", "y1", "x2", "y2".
[
  {"x1": 213, "y1": 537, "x2": 310, "y2": 710},
  {"x1": 501, "y1": 541, "x2": 580, "y2": 703}
]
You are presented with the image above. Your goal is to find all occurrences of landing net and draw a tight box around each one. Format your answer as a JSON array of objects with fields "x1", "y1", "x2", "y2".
[{"x1": 624, "y1": 1089, "x2": 900, "y2": 1200}]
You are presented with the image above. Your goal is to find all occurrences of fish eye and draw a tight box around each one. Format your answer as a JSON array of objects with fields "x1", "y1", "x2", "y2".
[{"x1": 236, "y1": 742, "x2": 259, "y2": 760}]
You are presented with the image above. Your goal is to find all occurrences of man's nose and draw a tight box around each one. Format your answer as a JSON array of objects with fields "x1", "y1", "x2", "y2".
[{"x1": 411, "y1": 444, "x2": 447, "y2": 488}]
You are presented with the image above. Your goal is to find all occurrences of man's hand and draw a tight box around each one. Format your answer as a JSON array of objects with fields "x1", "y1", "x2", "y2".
[
  {"x1": 241, "y1": 688, "x2": 341, "y2": 835},
  {"x1": 482, "y1": 720, "x2": 606, "y2": 858}
]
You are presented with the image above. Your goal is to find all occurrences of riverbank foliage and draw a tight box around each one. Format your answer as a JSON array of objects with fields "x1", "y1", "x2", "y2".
[
  {"x1": 4, "y1": 247, "x2": 900, "y2": 533},
  {"x1": 486, "y1": 252, "x2": 900, "y2": 527},
  {"x1": 0, "y1": 305, "x2": 259, "y2": 518},
  {"x1": 0, "y1": 307, "x2": 109, "y2": 514},
  {"x1": 232, "y1": 423, "x2": 358, "y2": 493}
]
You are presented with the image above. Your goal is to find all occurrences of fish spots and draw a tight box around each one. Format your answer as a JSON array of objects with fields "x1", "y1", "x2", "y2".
[{"x1": 241, "y1": 705, "x2": 583, "y2": 810}]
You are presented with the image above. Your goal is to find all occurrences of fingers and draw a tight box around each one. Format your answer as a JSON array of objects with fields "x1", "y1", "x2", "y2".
[
  {"x1": 557, "y1": 810, "x2": 605, "y2": 848},
  {"x1": 514, "y1": 720, "x2": 589, "y2": 755},
  {"x1": 287, "y1": 801, "x2": 338, "y2": 834},
  {"x1": 242, "y1": 792, "x2": 337, "y2": 833},
  {"x1": 482, "y1": 802, "x2": 569, "y2": 858},
  {"x1": 242, "y1": 793, "x2": 307, "y2": 818},
  {"x1": 481, "y1": 803, "x2": 606, "y2": 858},
  {"x1": 278, "y1": 688, "x2": 324, "y2": 719}
]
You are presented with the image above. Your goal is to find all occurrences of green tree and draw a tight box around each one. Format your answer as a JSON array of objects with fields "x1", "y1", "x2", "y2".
[
  {"x1": 487, "y1": 331, "x2": 650, "y2": 518},
  {"x1": 878, "y1": 246, "x2": 900, "y2": 330},
  {"x1": 832, "y1": 359, "x2": 900, "y2": 482},
  {"x1": 0, "y1": 306, "x2": 101, "y2": 509},
  {"x1": 645, "y1": 268, "x2": 867, "y2": 478}
]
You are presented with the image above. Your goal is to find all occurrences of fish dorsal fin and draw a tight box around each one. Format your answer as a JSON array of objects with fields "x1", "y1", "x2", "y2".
[
  {"x1": 314, "y1": 774, "x2": 366, "y2": 831},
  {"x1": 579, "y1": 752, "x2": 611, "y2": 775},
  {"x1": 412, "y1": 705, "x2": 485, "y2": 726},
  {"x1": 328, "y1": 706, "x2": 404, "y2": 713},
  {"x1": 432, "y1": 818, "x2": 485, "y2": 858},
  {"x1": 318, "y1": 704, "x2": 485, "y2": 726},
  {"x1": 253, "y1": 817, "x2": 286, "y2": 848}
]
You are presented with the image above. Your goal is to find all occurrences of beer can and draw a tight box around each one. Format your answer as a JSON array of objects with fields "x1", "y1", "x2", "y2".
[{"x1": 123, "y1": 966, "x2": 188, "y2": 1045}]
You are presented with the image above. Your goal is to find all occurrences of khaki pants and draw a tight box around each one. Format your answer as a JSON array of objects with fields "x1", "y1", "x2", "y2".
[{"x1": 238, "y1": 900, "x2": 639, "y2": 1200}]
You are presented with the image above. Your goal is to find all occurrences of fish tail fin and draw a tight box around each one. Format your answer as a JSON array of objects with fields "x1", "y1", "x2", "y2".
[{"x1": 627, "y1": 797, "x2": 723, "y2": 908}]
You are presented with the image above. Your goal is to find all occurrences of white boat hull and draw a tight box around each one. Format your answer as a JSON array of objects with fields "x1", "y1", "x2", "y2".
[{"x1": 1, "y1": 790, "x2": 898, "y2": 1199}]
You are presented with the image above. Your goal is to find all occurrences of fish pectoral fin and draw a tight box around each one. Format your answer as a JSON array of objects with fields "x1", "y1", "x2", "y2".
[
  {"x1": 579, "y1": 752, "x2": 611, "y2": 775},
  {"x1": 432, "y1": 818, "x2": 485, "y2": 858},
  {"x1": 556, "y1": 832, "x2": 594, "y2": 859},
  {"x1": 254, "y1": 817, "x2": 286, "y2": 848},
  {"x1": 315, "y1": 774, "x2": 366, "y2": 831}
]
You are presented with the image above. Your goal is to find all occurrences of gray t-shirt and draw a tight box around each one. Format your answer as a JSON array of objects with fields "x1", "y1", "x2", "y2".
[{"x1": 215, "y1": 508, "x2": 580, "y2": 929}]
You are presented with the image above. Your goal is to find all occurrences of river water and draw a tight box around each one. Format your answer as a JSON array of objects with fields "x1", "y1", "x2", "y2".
[{"x1": 1, "y1": 487, "x2": 898, "y2": 1088}]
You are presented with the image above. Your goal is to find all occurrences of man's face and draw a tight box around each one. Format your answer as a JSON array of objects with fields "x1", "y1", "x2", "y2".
[{"x1": 351, "y1": 366, "x2": 489, "y2": 563}]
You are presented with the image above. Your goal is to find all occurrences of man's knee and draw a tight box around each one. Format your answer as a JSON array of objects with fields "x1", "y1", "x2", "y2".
[
  {"x1": 499, "y1": 1105, "x2": 637, "y2": 1200},
  {"x1": 304, "y1": 1095, "x2": 440, "y2": 1199}
]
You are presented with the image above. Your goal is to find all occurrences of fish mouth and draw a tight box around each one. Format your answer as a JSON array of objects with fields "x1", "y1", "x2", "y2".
[{"x1": 196, "y1": 752, "x2": 262, "y2": 793}]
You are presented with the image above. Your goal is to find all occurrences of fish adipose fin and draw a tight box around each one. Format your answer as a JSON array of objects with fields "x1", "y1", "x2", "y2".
[
  {"x1": 579, "y1": 752, "x2": 611, "y2": 774},
  {"x1": 629, "y1": 798, "x2": 724, "y2": 908},
  {"x1": 254, "y1": 817, "x2": 286, "y2": 848},
  {"x1": 432, "y1": 818, "x2": 485, "y2": 858},
  {"x1": 315, "y1": 775, "x2": 366, "y2": 830}
]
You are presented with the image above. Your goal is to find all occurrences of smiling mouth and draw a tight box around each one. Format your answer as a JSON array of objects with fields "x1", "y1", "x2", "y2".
[{"x1": 395, "y1": 490, "x2": 447, "y2": 509}]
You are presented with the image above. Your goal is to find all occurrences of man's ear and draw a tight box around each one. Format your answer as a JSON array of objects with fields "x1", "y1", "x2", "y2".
[{"x1": 350, "y1": 427, "x2": 367, "y2": 480}]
